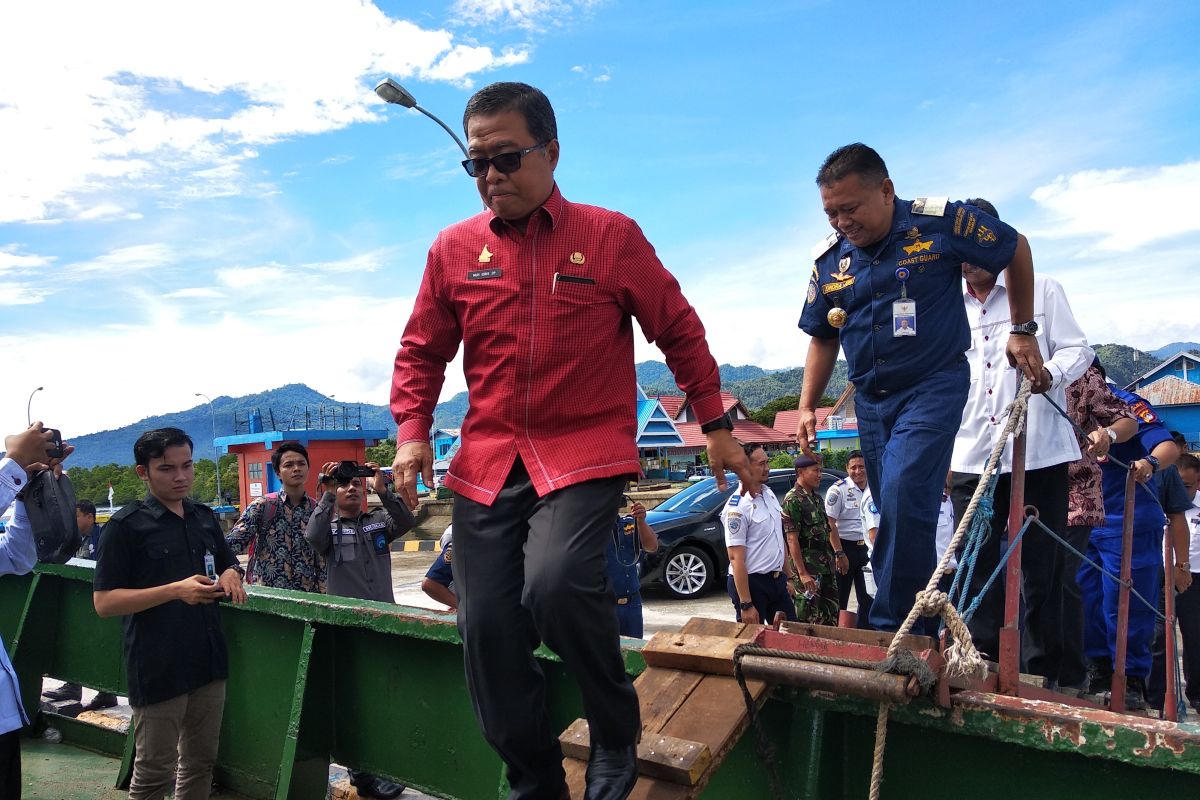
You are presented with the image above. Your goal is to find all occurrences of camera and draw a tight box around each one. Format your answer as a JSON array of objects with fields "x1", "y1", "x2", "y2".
[{"x1": 326, "y1": 461, "x2": 376, "y2": 484}]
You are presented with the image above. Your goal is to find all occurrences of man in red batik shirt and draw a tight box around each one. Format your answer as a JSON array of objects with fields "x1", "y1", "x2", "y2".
[{"x1": 390, "y1": 82, "x2": 754, "y2": 800}]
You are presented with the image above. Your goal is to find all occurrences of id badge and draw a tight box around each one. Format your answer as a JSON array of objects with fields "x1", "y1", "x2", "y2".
[
  {"x1": 203, "y1": 552, "x2": 217, "y2": 581},
  {"x1": 893, "y1": 300, "x2": 917, "y2": 337}
]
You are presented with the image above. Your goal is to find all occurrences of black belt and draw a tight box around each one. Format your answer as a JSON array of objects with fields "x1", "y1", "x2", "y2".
[
  {"x1": 752, "y1": 571, "x2": 783, "y2": 579},
  {"x1": 844, "y1": 540, "x2": 867, "y2": 547}
]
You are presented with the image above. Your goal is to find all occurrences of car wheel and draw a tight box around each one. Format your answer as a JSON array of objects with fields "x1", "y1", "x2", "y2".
[{"x1": 663, "y1": 545, "x2": 715, "y2": 599}]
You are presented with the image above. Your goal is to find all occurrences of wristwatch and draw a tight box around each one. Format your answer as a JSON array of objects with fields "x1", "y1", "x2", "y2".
[
  {"x1": 1177, "y1": 562, "x2": 1191, "y2": 571},
  {"x1": 701, "y1": 413, "x2": 734, "y2": 435},
  {"x1": 1144, "y1": 454, "x2": 1161, "y2": 473},
  {"x1": 1010, "y1": 320, "x2": 1039, "y2": 336},
  {"x1": 738, "y1": 600, "x2": 755, "y2": 611},
  {"x1": 1105, "y1": 427, "x2": 1118, "y2": 443}
]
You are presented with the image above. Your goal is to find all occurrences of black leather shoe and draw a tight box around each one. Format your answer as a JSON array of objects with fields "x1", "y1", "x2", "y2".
[
  {"x1": 1086, "y1": 657, "x2": 1112, "y2": 696},
  {"x1": 44, "y1": 682, "x2": 82, "y2": 702},
  {"x1": 1125, "y1": 676, "x2": 1148, "y2": 711},
  {"x1": 85, "y1": 692, "x2": 118, "y2": 710},
  {"x1": 584, "y1": 744, "x2": 638, "y2": 800},
  {"x1": 352, "y1": 773, "x2": 406, "y2": 799}
]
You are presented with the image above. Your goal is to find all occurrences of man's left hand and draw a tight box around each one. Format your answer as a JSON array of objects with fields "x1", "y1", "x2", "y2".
[
  {"x1": 1005, "y1": 334, "x2": 1044, "y2": 386},
  {"x1": 630, "y1": 501, "x2": 647, "y2": 520},
  {"x1": 1175, "y1": 565, "x2": 1193, "y2": 593},
  {"x1": 366, "y1": 461, "x2": 386, "y2": 494},
  {"x1": 218, "y1": 568, "x2": 248, "y2": 604},
  {"x1": 706, "y1": 429, "x2": 758, "y2": 496},
  {"x1": 834, "y1": 553, "x2": 849, "y2": 575},
  {"x1": 1131, "y1": 459, "x2": 1153, "y2": 484}
]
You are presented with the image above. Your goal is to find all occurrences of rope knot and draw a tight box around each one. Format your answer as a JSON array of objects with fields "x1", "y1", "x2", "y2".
[{"x1": 913, "y1": 589, "x2": 948, "y2": 617}]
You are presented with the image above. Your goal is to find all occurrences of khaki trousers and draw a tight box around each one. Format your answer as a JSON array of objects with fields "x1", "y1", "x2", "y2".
[{"x1": 129, "y1": 679, "x2": 226, "y2": 800}]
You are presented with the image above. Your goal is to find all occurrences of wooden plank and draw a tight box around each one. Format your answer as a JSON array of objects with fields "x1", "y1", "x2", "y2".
[
  {"x1": 641, "y1": 633, "x2": 743, "y2": 676},
  {"x1": 778, "y1": 620, "x2": 934, "y2": 652},
  {"x1": 559, "y1": 719, "x2": 712, "y2": 786},
  {"x1": 680, "y1": 617, "x2": 748, "y2": 637},
  {"x1": 635, "y1": 667, "x2": 706, "y2": 734},
  {"x1": 658, "y1": 674, "x2": 768, "y2": 754}
]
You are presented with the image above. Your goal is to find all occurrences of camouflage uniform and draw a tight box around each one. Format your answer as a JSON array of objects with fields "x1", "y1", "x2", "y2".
[{"x1": 782, "y1": 485, "x2": 839, "y2": 625}]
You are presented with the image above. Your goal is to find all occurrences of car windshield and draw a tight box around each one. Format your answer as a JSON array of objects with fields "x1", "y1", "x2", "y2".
[{"x1": 654, "y1": 474, "x2": 738, "y2": 514}]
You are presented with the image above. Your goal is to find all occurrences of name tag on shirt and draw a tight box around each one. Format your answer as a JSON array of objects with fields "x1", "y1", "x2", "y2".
[{"x1": 893, "y1": 300, "x2": 917, "y2": 337}]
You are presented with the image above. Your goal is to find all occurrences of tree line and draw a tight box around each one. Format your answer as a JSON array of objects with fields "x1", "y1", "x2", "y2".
[{"x1": 68, "y1": 454, "x2": 240, "y2": 508}]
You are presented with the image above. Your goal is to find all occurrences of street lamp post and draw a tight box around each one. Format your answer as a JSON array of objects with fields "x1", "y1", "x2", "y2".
[
  {"x1": 374, "y1": 78, "x2": 469, "y2": 157},
  {"x1": 26, "y1": 386, "x2": 43, "y2": 426},
  {"x1": 195, "y1": 393, "x2": 223, "y2": 506}
]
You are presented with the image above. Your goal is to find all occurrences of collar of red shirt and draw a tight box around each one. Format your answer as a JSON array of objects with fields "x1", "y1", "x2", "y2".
[{"x1": 486, "y1": 183, "x2": 564, "y2": 237}]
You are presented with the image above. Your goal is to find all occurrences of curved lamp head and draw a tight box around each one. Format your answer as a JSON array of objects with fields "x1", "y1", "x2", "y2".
[{"x1": 375, "y1": 78, "x2": 417, "y2": 109}]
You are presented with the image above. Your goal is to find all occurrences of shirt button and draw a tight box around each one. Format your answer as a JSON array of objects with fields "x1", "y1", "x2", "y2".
[
  {"x1": 987, "y1": 388, "x2": 993, "y2": 395},
  {"x1": 982, "y1": 309, "x2": 987, "y2": 315},
  {"x1": 873, "y1": 324, "x2": 881, "y2": 332},
  {"x1": 872, "y1": 260, "x2": 879, "y2": 265},
  {"x1": 990, "y1": 416, "x2": 997, "y2": 423},
  {"x1": 984, "y1": 335, "x2": 989, "y2": 341},
  {"x1": 875, "y1": 292, "x2": 883, "y2": 299},
  {"x1": 986, "y1": 362, "x2": 992, "y2": 368},
  {"x1": 876, "y1": 358, "x2": 885, "y2": 365}
]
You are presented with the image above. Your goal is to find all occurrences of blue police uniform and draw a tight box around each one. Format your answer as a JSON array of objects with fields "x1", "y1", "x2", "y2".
[
  {"x1": 1079, "y1": 388, "x2": 1188, "y2": 679},
  {"x1": 799, "y1": 197, "x2": 1020, "y2": 632},
  {"x1": 605, "y1": 515, "x2": 645, "y2": 638}
]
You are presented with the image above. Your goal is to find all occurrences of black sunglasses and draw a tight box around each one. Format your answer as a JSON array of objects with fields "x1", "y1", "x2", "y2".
[{"x1": 461, "y1": 142, "x2": 548, "y2": 178}]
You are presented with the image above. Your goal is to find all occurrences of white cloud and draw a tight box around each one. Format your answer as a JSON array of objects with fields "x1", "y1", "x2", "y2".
[
  {"x1": 303, "y1": 250, "x2": 392, "y2": 273},
  {"x1": 216, "y1": 264, "x2": 291, "y2": 290},
  {"x1": 0, "y1": 246, "x2": 54, "y2": 273},
  {"x1": 0, "y1": 1, "x2": 532, "y2": 223},
  {"x1": 1028, "y1": 161, "x2": 1200, "y2": 252},
  {"x1": 0, "y1": 288, "x2": 467, "y2": 437},
  {"x1": 452, "y1": 0, "x2": 602, "y2": 29},
  {"x1": 0, "y1": 282, "x2": 51, "y2": 306},
  {"x1": 65, "y1": 243, "x2": 176, "y2": 275},
  {"x1": 164, "y1": 287, "x2": 223, "y2": 299}
]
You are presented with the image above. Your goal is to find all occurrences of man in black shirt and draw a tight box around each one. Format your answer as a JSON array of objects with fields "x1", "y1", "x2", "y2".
[{"x1": 94, "y1": 428, "x2": 246, "y2": 800}]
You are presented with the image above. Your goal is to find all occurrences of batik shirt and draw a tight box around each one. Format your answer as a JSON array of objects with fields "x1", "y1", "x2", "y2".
[
  {"x1": 782, "y1": 485, "x2": 838, "y2": 625},
  {"x1": 1065, "y1": 366, "x2": 1135, "y2": 528},
  {"x1": 226, "y1": 492, "x2": 326, "y2": 593}
]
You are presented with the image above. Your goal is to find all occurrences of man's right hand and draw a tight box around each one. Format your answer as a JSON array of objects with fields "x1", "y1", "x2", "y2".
[
  {"x1": 796, "y1": 408, "x2": 817, "y2": 456},
  {"x1": 706, "y1": 429, "x2": 758, "y2": 496},
  {"x1": 4, "y1": 422, "x2": 55, "y2": 470},
  {"x1": 175, "y1": 575, "x2": 226, "y2": 605},
  {"x1": 392, "y1": 441, "x2": 434, "y2": 511}
]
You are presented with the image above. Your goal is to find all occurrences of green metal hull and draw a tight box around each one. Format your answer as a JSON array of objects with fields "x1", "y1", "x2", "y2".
[{"x1": 4, "y1": 564, "x2": 1199, "y2": 798}]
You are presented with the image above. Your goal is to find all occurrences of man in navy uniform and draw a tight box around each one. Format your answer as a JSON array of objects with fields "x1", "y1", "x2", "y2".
[
  {"x1": 605, "y1": 500, "x2": 658, "y2": 638},
  {"x1": 797, "y1": 144, "x2": 1044, "y2": 632}
]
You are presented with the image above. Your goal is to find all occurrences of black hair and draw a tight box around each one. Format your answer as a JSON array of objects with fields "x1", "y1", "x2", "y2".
[
  {"x1": 742, "y1": 442, "x2": 764, "y2": 459},
  {"x1": 133, "y1": 427, "x2": 193, "y2": 468},
  {"x1": 1170, "y1": 430, "x2": 1187, "y2": 448},
  {"x1": 463, "y1": 82, "x2": 557, "y2": 144},
  {"x1": 1179, "y1": 452, "x2": 1200, "y2": 473},
  {"x1": 816, "y1": 143, "x2": 889, "y2": 188},
  {"x1": 847, "y1": 449, "x2": 864, "y2": 463},
  {"x1": 76, "y1": 500, "x2": 96, "y2": 516},
  {"x1": 272, "y1": 441, "x2": 309, "y2": 472},
  {"x1": 965, "y1": 197, "x2": 999, "y2": 219},
  {"x1": 1092, "y1": 357, "x2": 1107, "y2": 381}
]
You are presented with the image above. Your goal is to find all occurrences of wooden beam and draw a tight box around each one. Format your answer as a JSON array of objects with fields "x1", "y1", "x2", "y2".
[{"x1": 559, "y1": 719, "x2": 712, "y2": 786}]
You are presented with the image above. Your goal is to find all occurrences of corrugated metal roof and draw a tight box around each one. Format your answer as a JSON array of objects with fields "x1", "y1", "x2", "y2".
[
  {"x1": 1138, "y1": 375, "x2": 1200, "y2": 407},
  {"x1": 635, "y1": 398, "x2": 684, "y2": 448}
]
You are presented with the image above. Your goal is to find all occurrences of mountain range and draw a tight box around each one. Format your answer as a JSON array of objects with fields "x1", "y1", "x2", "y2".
[{"x1": 63, "y1": 341, "x2": 1182, "y2": 467}]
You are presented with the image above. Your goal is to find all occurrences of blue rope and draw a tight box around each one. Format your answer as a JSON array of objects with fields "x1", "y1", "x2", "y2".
[
  {"x1": 947, "y1": 477, "x2": 998, "y2": 611},
  {"x1": 1025, "y1": 514, "x2": 1165, "y2": 622},
  {"x1": 961, "y1": 516, "x2": 1035, "y2": 626}
]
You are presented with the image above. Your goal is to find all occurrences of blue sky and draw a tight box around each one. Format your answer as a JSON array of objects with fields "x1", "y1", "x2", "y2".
[{"x1": 2, "y1": 0, "x2": 1198, "y2": 437}]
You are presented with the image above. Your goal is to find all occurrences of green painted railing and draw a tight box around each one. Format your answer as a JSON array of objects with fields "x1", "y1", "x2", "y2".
[{"x1": 4, "y1": 564, "x2": 1200, "y2": 799}]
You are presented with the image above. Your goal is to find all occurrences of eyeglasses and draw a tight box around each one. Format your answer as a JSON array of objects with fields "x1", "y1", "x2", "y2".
[{"x1": 461, "y1": 142, "x2": 548, "y2": 178}]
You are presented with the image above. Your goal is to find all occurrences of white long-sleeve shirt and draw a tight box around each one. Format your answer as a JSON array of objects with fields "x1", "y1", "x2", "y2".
[
  {"x1": 0, "y1": 457, "x2": 36, "y2": 735},
  {"x1": 951, "y1": 273, "x2": 1093, "y2": 474}
]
